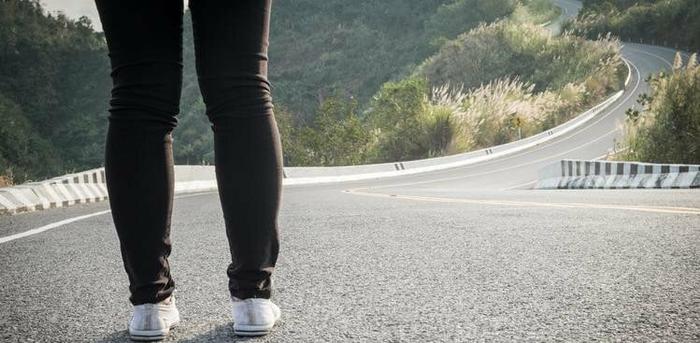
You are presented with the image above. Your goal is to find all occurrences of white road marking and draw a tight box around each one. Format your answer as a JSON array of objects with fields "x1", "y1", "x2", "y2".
[
  {"x1": 622, "y1": 57, "x2": 633, "y2": 86},
  {"x1": 502, "y1": 180, "x2": 537, "y2": 190},
  {"x1": 0, "y1": 210, "x2": 111, "y2": 244},
  {"x1": 0, "y1": 191, "x2": 218, "y2": 245}
]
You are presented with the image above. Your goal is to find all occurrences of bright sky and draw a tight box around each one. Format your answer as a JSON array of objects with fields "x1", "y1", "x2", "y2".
[
  {"x1": 40, "y1": 0, "x2": 190, "y2": 32},
  {"x1": 40, "y1": 0, "x2": 102, "y2": 30}
]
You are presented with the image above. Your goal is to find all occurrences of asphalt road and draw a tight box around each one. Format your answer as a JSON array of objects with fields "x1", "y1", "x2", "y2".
[
  {"x1": 1, "y1": 1, "x2": 698, "y2": 342},
  {"x1": 547, "y1": 0, "x2": 581, "y2": 35}
]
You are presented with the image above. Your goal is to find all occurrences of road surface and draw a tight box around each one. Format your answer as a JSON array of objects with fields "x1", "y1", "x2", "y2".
[
  {"x1": 1, "y1": 1, "x2": 698, "y2": 342},
  {"x1": 546, "y1": 0, "x2": 581, "y2": 35}
]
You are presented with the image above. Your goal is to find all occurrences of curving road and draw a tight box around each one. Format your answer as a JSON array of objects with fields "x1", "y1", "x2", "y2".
[
  {"x1": 546, "y1": 0, "x2": 581, "y2": 35},
  {"x1": 1, "y1": 1, "x2": 698, "y2": 342}
]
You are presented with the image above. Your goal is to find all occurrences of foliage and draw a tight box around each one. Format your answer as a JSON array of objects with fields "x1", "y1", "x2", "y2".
[
  {"x1": 418, "y1": 21, "x2": 623, "y2": 96},
  {"x1": 623, "y1": 53, "x2": 700, "y2": 164},
  {"x1": 361, "y1": 19, "x2": 625, "y2": 161},
  {"x1": 511, "y1": 0, "x2": 561, "y2": 25},
  {"x1": 455, "y1": 78, "x2": 563, "y2": 149},
  {"x1": 269, "y1": 0, "x2": 522, "y2": 120},
  {"x1": 0, "y1": 0, "x2": 110, "y2": 183},
  {"x1": 426, "y1": 0, "x2": 516, "y2": 44},
  {"x1": 289, "y1": 95, "x2": 377, "y2": 166},
  {"x1": 365, "y1": 77, "x2": 431, "y2": 162},
  {"x1": 425, "y1": 84, "x2": 468, "y2": 154},
  {"x1": 566, "y1": 0, "x2": 700, "y2": 52},
  {"x1": 579, "y1": 0, "x2": 659, "y2": 15},
  {"x1": 176, "y1": 0, "x2": 524, "y2": 166},
  {"x1": 0, "y1": 94, "x2": 60, "y2": 182},
  {"x1": 173, "y1": 99, "x2": 214, "y2": 165},
  {"x1": 5, "y1": 0, "x2": 611, "y2": 178}
]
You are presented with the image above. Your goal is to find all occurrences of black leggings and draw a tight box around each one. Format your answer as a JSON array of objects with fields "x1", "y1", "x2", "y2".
[{"x1": 96, "y1": 0, "x2": 282, "y2": 305}]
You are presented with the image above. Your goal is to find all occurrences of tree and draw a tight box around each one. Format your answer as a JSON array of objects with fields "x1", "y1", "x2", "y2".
[
  {"x1": 289, "y1": 95, "x2": 376, "y2": 166},
  {"x1": 366, "y1": 77, "x2": 431, "y2": 161}
]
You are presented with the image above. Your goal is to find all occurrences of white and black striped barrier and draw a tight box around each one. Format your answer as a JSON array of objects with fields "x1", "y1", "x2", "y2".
[
  {"x1": 536, "y1": 160, "x2": 700, "y2": 189},
  {"x1": 0, "y1": 168, "x2": 108, "y2": 215}
]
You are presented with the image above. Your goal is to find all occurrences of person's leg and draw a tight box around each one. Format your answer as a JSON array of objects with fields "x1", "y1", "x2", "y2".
[
  {"x1": 189, "y1": 0, "x2": 282, "y2": 300},
  {"x1": 95, "y1": 0, "x2": 183, "y2": 305}
]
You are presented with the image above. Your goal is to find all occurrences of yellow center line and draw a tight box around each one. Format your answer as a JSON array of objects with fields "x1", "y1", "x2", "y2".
[{"x1": 343, "y1": 190, "x2": 700, "y2": 215}]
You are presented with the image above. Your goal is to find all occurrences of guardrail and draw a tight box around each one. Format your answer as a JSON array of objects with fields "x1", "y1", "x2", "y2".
[
  {"x1": 283, "y1": 90, "x2": 624, "y2": 185},
  {"x1": 0, "y1": 168, "x2": 107, "y2": 215},
  {"x1": 536, "y1": 160, "x2": 700, "y2": 189}
]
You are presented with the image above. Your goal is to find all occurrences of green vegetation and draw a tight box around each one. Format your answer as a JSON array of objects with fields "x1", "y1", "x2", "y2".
[
  {"x1": 566, "y1": 0, "x2": 700, "y2": 51},
  {"x1": 418, "y1": 21, "x2": 622, "y2": 95},
  {"x1": 0, "y1": 0, "x2": 110, "y2": 183},
  {"x1": 0, "y1": 0, "x2": 524, "y2": 182},
  {"x1": 511, "y1": 0, "x2": 561, "y2": 25},
  {"x1": 267, "y1": 0, "x2": 520, "y2": 118},
  {"x1": 623, "y1": 53, "x2": 700, "y2": 164},
  {"x1": 176, "y1": 0, "x2": 521, "y2": 168},
  {"x1": 426, "y1": 20, "x2": 624, "y2": 150},
  {"x1": 289, "y1": 20, "x2": 624, "y2": 165},
  {"x1": 284, "y1": 96, "x2": 377, "y2": 166},
  {"x1": 1, "y1": 0, "x2": 630, "y2": 184}
]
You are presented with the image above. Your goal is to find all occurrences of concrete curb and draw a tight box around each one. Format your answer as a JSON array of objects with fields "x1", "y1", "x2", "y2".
[
  {"x1": 283, "y1": 90, "x2": 624, "y2": 185},
  {"x1": 536, "y1": 160, "x2": 700, "y2": 189},
  {"x1": 0, "y1": 168, "x2": 108, "y2": 215}
]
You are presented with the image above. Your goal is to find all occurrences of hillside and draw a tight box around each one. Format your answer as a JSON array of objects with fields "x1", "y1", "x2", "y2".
[
  {"x1": 0, "y1": 0, "x2": 567, "y2": 183},
  {"x1": 0, "y1": 0, "x2": 110, "y2": 184},
  {"x1": 0, "y1": 0, "x2": 524, "y2": 181},
  {"x1": 566, "y1": 0, "x2": 700, "y2": 52},
  {"x1": 290, "y1": 20, "x2": 624, "y2": 165},
  {"x1": 175, "y1": 0, "x2": 522, "y2": 164}
]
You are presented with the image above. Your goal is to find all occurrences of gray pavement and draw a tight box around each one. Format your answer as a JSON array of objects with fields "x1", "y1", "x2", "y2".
[
  {"x1": 546, "y1": 0, "x2": 581, "y2": 35},
  {"x1": 1, "y1": 1, "x2": 699, "y2": 342},
  {"x1": 1, "y1": 187, "x2": 698, "y2": 342}
]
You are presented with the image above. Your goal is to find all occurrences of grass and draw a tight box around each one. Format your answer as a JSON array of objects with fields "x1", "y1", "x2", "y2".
[
  {"x1": 0, "y1": 174, "x2": 13, "y2": 188},
  {"x1": 511, "y1": 0, "x2": 562, "y2": 25}
]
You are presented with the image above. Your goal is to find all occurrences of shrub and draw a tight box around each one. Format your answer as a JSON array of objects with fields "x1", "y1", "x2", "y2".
[
  {"x1": 364, "y1": 77, "x2": 431, "y2": 162},
  {"x1": 358, "y1": 19, "x2": 625, "y2": 163},
  {"x1": 0, "y1": 94, "x2": 61, "y2": 183},
  {"x1": 289, "y1": 95, "x2": 377, "y2": 166},
  {"x1": 426, "y1": 0, "x2": 517, "y2": 42},
  {"x1": 417, "y1": 21, "x2": 623, "y2": 95},
  {"x1": 623, "y1": 53, "x2": 700, "y2": 164},
  {"x1": 567, "y1": 0, "x2": 700, "y2": 52},
  {"x1": 446, "y1": 78, "x2": 564, "y2": 150}
]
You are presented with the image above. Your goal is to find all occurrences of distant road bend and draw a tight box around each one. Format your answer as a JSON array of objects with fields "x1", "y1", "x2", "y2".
[{"x1": 1, "y1": 0, "x2": 698, "y2": 342}]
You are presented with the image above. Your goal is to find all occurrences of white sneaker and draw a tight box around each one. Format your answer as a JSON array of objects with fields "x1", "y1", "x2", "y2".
[
  {"x1": 128, "y1": 295, "x2": 181, "y2": 341},
  {"x1": 231, "y1": 297, "x2": 281, "y2": 336}
]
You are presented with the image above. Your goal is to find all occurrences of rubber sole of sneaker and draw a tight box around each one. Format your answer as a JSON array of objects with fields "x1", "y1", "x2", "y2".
[
  {"x1": 129, "y1": 322, "x2": 178, "y2": 341},
  {"x1": 234, "y1": 324, "x2": 274, "y2": 337},
  {"x1": 129, "y1": 333, "x2": 167, "y2": 342}
]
